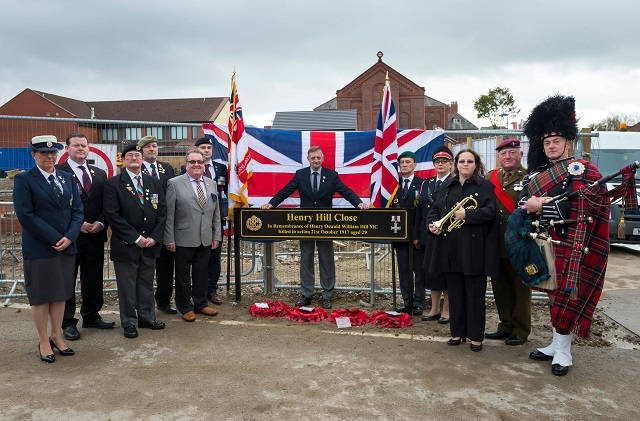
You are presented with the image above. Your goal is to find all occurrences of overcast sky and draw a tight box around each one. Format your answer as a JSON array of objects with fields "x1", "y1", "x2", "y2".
[{"x1": 1, "y1": 0, "x2": 638, "y2": 129}]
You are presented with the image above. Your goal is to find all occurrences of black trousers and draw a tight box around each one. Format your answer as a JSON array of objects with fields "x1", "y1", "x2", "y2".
[
  {"x1": 395, "y1": 242, "x2": 425, "y2": 308},
  {"x1": 154, "y1": 245, "x2": 175, "y2": 307},
  {"x1": 63, "y1": 241, "x2": 105, "y2": 327},
  {"x1": 207, "y1": 245, "x2": 222, "y2": 295},
  {"x1": 174, "y1": 245, "x2": 210, "y2": 314},
  {"x1": 446, "y1": 273, "x2": 486, "y2": 342}
]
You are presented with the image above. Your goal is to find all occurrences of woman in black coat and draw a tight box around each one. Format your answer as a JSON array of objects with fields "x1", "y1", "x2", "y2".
[{"x1": 426, "y1": 149, "x2": 499, "y2": 352}]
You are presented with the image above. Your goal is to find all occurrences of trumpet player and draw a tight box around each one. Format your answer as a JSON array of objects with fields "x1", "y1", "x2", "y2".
[{"x1": 426, "y1": 149, "x2": 500, "y2": 352}]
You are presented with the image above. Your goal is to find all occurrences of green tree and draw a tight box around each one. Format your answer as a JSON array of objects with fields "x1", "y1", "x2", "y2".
[
  {"x1": 473, "y1": 87, "x2": 520, "y2": 129},
  {"x1": 589, "y1": 113, "x2": 640, "y2": 131}
]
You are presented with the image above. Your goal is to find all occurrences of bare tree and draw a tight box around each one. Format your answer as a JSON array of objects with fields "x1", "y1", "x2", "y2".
[{"x1": 589, "y1": 113, "x2": 640, "y2": 131}]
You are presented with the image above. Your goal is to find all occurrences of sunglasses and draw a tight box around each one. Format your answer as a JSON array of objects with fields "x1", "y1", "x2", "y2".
[
  {"x1": 433, "y1": 159, "x2": 451, "y2": 164},
  {"x1": 187, "y1": 160, "x2": 205, "y2": 165},
  {"x1": 458, "y1": 159, "x2": 475, "y2": 164}
]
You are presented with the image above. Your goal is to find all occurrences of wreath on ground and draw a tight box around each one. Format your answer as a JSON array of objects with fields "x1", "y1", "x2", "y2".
[
  {"x1": 370, "y1": 310, "x2": 413, "y2": 328},
  {"x1": 328, "y1": 308, "x2": 371, "y2": 326},
  {"x1": 286, "y1": 307, "x2": 327, "y2": 323},
  {"x1": 248, "y1": 301, "x2": 291, "y2": 318}
]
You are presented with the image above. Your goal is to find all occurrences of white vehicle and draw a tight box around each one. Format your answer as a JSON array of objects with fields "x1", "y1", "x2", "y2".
[{"x1": 586, "y1": 131, "x2": 640, "y2": 244}]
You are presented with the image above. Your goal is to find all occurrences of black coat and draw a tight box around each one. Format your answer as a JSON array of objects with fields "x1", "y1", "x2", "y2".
[
  {"x1": 103, "y1": 171, "x2": 166, "y2": 261},
  {"x1": 413, "y1": 175, "x2": 449, "y2": 245},
  {"x1": 55, "y1": 161, "x2": 108, "y2": 245},
  {"x1": 426, "y1": 175, "x2": 500, "y2": 277},
  {"x1": 269, "y1": 166, "x2": 362, "y2": 209}
]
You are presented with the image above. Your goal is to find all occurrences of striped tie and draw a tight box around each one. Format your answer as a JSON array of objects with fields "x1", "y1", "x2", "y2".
[
  {"x1": 48, "y1": 174, "x2": 62, "y2": 200},
  {"x1": 196, "y1": 179, "x2": 206, "y2": 209},
  {"x1": 150, "y1": 163, "x2": 158, "y2": 179},
  {"x1": 135, "y1": 175, "x2": 144, "y2": 205},
  {"x1": 78, "y1": 165, "x2": 92, "y2": 195}
]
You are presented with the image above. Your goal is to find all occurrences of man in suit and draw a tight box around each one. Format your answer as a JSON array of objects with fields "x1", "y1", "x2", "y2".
[
  {"x1": 56, "y1": 132, "x2": 114, "y2": 341},
  {"x1": 137, "y1": 135, "x2": 178, "y2": 315},
  {"x1": 103, "y1": 143, "x2": 167, "y2": 338},
  {"x1": 181, "y1": 137, "x2": 228, "y2": 306},
  {"x1": 260, "y1": 146, "x2": 369, "y2": 309},
  {"x1": 484, "y1": 139, "x2": 531, "y2": 346},
  {"x1": 392, "y1": 151, "x2": 427, "y2": 315},
  {"x1": 165, "y1": 150, "x2": 221, "y2": 321}
]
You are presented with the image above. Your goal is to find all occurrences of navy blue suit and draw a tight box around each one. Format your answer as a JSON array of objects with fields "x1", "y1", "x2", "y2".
[
  {"x1": 269, "y1": 166, "x2": 362, "y2": 300},
  {"x1": 14, "y1": 167, "x2": 83, "y2": 259}
]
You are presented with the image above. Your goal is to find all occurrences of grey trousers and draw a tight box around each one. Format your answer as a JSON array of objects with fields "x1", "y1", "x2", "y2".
[{"x1": 114, "y1": 254, "x2": 157, "y2": 328}]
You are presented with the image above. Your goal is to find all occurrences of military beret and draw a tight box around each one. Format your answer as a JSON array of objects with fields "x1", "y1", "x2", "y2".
[
  {"x1": 397, "y1": 151, "x2": 416, "y2": 161},
  {"x1": 138, "y1": 135, "x2": 157, "y2": 149},
  {"x1": 432, "y1": 145, "x2": 453, "y2": 161},
  {"x1": 496, "y1": 138, "x2": 521, "y2": 151},
  {"x1": 121, "y1": 142, "x2": 142, "y2": 156},
  {"x1": 194, "y1": 137, "x2": 212, "y2": 146},
  {"x1": 30, "y1": 135, "x2": 63, "y2": 152}
]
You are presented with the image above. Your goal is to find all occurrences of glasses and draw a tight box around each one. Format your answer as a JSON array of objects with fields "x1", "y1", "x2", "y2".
[
  {"x1": 124, "y1": 153, "x2": 142, "y2": 159},
  {"x1": 458, "y1": 159, "x2": 475, "y2": 164},
  {"x1": 37, "y1": 151, "x2": 58, "y2": 156},
  {"x1": 187, "y1": 160, "x2": 204, "y2": 165},
  {"x1": 433, "y1": 159, "x2": 451, "y2": 165}
]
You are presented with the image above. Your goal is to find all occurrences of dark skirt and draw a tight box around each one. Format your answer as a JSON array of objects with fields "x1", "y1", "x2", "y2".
[
  {"x1": 424, "y1": 272, "x2": 447, "y2": 292},
  {"x1": 24, "y1": 254, "x2": 75, "y2": 306}
]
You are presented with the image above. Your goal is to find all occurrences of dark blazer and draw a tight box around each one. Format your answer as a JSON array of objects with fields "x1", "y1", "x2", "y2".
[
  {"x1": 392, "y1": 176, "x2": 426, "y2": 241},
  {"x1": 142, "y1": 160, "x2": 175, "y2": 192},
  {"x1": 103, "y1": 171, "x2": 166, "y2": 261},
  {"x1": 413, "y1": 175, "x2": 449, "y2": 245},
  {"x1": 55, "y1": 160, "x2": 108, "y2": 245},
  {"x1": 269, "y1": 166, "x2": 362, "y2": 209},
  {"x1": 426, "y1": 175, "x2": 500, "y2": 278},
  {"x1": 13, "y1": 167, "x2": 83, "y2": 259}
]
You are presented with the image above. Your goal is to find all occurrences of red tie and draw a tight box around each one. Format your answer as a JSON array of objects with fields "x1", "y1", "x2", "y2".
[
  {"x1": 78, "y1": 165, "x2": 92, "y2": 195},
  {"x1": 205, "y1": 163, "x2": 212, "y2": 179}
]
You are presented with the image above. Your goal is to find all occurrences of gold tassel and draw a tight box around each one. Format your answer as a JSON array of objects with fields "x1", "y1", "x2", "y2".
[{"x1": 617, "y1": 200, "x2": 626, "y2": 239}]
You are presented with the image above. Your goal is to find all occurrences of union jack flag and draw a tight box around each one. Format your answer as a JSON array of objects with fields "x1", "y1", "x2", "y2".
[
  {"x1": 227, "y1": 71, "x2": 252, "y2": 220},
  {"x1": 371, "y1": 73, "x2": 398, "y2": 208},
  {"x1": 206, "y1": 125, "x2": 444, "y2": 209}
]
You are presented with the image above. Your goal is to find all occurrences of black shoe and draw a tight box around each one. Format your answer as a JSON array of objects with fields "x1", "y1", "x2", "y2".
[
  {"x1": 396, "y1": 306, "x2": 411, "y2": 314},
  {"x1": 484, "y1": 330, "x2": 510, "y2": 340},
  {"x1": 529, "y1": 350, "x2": 553, "y2": 361},
  {"x1": 157, "y1": 304, "x2": 178, "y2": 315},
  {"x1": 552, "y1": 363, "x2": 569, "y2": 376},
  {"x1": 447, "y1": 337, "x2": 465, "y2": 346},
  {"x1": 295, "y1": 296, "x2": 312, "y2": 307},
  {"x1": 123, "y1": 326, "x2": 138, "y2": 338},
  {"x1": 37, "y1": 344, "x2": 55, "y2": 363},
  {"x1": 62, "y1": 325, "x2": 80, "y2": 341},
  {"x1": 138, "y1": 320, "x2": 166, "y2": 330},
  {"x1": 470, "y1": 342, "x2": 483, "y2": 352},
  {"x1": 421, "y1": 312, "x2": 441, "y2": 321},
  {"x1": 49, "y1": 338, "x2": 74, "y2": 356},
  {"x1": 505, "y1": 334, "x2": 527, "y2": 346},
  {"x1": 82, "y1": 318, "x2": 115, "y2": 329},
  {"x1": 322, "y1": 299, "x2": 332, "y2": 309},
  {"x1": 437, "y1": 317, "x2": 450, "y2": 324},
  {"x1": 412, "y1": 307, "x2": 423, "y2": 316}
]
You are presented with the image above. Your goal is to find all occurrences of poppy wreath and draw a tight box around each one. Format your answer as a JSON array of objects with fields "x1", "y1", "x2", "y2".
[
  {"x1": 328, "y1": 308, "x2": 371, "y2": 326},
  {"x1": 370, "y1": 310, "x2": 413, "y2": 328},
  {"x1": 286, "y1": 306, "x2": 327, "y2": 323},
  {"x1": 248, "y1": 301, "x2": 292, "y2": 318}
]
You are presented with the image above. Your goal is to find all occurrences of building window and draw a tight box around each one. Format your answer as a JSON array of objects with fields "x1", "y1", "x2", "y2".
[
  {"x1": 125, "y1": 127, "x2": 142, "y2": 141},
  {"x1": 171, "y1": 126, "x2": 188, "y2": 140},
  {"x1": 146, "y1": 127, "x2": 163, "y2": 140},
  {"x1": 192, "y1": 127, "x2": 199, "y2": 140},
  {"x1": 102, "y1": 128, "x2": 118, "y2": 141}
]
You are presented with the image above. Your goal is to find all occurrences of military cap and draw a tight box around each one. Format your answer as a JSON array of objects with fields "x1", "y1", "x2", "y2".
[
  {"x1": 138, "y1": 135, "x2": 157, "y2": 149},
  {"x1": 30, "y1": 135, "x2": 63, "y2": 152}
]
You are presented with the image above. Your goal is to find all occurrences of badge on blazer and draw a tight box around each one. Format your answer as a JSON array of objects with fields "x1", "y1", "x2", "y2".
[
  {"x1": 217, "y1": 176, "x2": 226, "y2": 186},
  {"x1": 150, "y1": 193, "x2": 158, "y2": 209},
  {"x1": 210, "y1": 192, "x2": 217, "y2": 202}
]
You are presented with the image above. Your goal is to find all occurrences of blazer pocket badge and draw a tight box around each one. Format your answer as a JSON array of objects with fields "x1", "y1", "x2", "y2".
[
  {"x1": 211, "y1": 193, "x2": 217, "y2": 202},
  {"x1": 150, "y1": 193, "x2": 159, "y2": 209}
]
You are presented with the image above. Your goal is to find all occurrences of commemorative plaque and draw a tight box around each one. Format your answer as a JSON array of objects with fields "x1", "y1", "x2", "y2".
[{"x1": 236, "y1": 208, "x2": 410, "y2": 241}]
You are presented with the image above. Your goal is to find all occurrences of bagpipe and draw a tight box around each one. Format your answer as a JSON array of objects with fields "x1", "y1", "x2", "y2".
[{"x1": 505, "y1": 160, "x2": 639, "y2": 289}]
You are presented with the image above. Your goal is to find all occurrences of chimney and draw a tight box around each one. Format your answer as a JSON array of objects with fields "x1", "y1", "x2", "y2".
[{"x1": 450, "y1": 101, "x2": 458, "y2": 113}]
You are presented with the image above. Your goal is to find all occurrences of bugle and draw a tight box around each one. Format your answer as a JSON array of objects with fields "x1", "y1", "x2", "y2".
[{"x1": 432, "y1": 196, "x2": 478, "y2": 232}]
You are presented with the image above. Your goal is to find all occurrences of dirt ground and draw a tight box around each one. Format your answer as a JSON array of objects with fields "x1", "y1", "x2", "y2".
[{"x1": 1, "y1": 249, "x2": 639, "y2": 420}]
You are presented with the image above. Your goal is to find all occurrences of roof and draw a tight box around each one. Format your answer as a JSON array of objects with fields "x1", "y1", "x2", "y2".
[
  {"x1": 425, "y1": 95, "x2": 446, "y2": 107},
  {"x1": 448, "y1": 112, "x2": 478, "y2": 130},
  {"x1": 272, "y1": 110, "x2": 357, "y2": 131},
  {"x1": 25, "y1": 90, "x2": 228, "y2": 123},
  {"x1": 314, "y1": 97, "x2": 337, "y2": 110}
]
